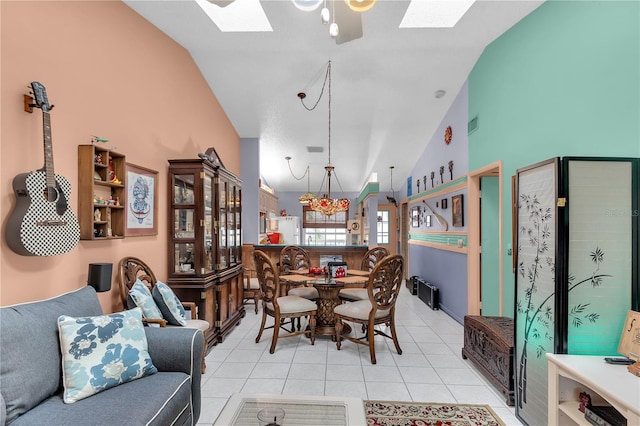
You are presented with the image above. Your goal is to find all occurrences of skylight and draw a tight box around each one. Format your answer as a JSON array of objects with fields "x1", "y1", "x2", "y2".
[
  {"x1": 195, "y1": 0, "x2": 272, "y2": 32},
  {"x1": 399, "y1": 0, "x2": 476, "y2": 28}
]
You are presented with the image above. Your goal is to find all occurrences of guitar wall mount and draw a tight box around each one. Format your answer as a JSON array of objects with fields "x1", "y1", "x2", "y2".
[{"x1": 24, "y1": 94, "x2": 54, "y2": 113}]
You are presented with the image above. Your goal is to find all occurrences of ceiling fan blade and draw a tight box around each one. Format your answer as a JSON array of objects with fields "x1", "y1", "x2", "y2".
[
  {"x1": 207, "y1": 0, "x2": 235, "y2": 7},
  {"x1": 334, "y1": 1, "x2": 363, "y2": 45}
]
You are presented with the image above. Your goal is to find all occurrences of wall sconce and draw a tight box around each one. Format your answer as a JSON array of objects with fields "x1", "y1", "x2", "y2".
[{"x1": 87, "y1": 263, "x2": 113, "y2": 292}]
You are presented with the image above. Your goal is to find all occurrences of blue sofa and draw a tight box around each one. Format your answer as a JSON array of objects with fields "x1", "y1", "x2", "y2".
[{"x1": 0, "y1": 286, "x2": 203, "y2": 426}]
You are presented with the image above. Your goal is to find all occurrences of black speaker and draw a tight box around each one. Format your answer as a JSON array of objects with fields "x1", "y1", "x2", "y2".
[{"x1": 88, "y1": 263, "x2": 113, "y2": 292}]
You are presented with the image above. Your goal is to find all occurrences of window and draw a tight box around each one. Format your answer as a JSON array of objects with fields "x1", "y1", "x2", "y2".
[
  {"x1": 377, "y1": 210, "x2": 390, "y2": 244},
  {"x1": 302, "y1": 206, "x2": 348, "y2": 246}
]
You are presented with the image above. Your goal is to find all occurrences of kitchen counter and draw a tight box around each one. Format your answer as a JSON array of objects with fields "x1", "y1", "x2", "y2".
[{"x1": 243, "y1": 244, "x2": 369, "y2": 271}]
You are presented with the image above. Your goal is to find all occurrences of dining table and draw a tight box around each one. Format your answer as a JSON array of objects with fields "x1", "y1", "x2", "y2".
[{"x1": 279, "y1": 271, "x2": 369, "y2": 338}]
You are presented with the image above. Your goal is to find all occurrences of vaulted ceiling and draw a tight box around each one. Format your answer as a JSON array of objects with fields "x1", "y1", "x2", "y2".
[{"x1": 125, "y1": 0, "x2": 543, "y2": 194}]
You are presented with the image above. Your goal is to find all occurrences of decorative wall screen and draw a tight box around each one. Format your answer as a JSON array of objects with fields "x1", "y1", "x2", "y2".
[{"x1": 514, "y1": 157, "x2": 639, "y2": 426}]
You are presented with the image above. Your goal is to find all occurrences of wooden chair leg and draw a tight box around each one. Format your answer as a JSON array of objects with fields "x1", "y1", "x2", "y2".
[
  {"x1": 335, "y1": 319, "x2": 343, "y2": 350},
  {"x1": 253, "y1": 293, "x2": 259, "y2": 314},
  {"x1": 389, "y1": 317, "x2": 403, "y2": 355},
  {"x1": 368, "y1": 320, "x2": 377, "y2": 364},
  {"x1": 255, "y1": 311, "x2": 267, "y2": 343},
  {"x1": 309, "y1": 313, "x2": 316, "y2": 346},
  {"x1": 270, "y1": 313, "x2": 280, "y2": 354}
]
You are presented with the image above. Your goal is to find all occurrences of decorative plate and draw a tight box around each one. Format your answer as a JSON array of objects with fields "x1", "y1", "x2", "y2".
[{"x1": 351, "y1": 221, "x2": 360, "y2": 231}]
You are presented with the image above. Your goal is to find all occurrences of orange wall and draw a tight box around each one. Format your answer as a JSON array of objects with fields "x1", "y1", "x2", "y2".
[{"x1": 0, "y1": 1, "x2": 240, "y2": 311}]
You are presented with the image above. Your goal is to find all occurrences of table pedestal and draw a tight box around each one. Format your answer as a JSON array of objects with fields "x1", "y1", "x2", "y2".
[{"x1": 313, "y1": 282, "x2": 351, "y2": 337}]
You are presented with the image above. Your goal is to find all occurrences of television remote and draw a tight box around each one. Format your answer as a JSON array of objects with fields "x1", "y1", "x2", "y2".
[{"x1": 604, "y1": 357, "x2": 635, "y2": 365}]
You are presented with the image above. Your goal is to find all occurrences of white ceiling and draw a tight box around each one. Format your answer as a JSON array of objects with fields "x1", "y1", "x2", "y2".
[{"x1": 124, "y1": 0, "x2": 543, "y2": 194}]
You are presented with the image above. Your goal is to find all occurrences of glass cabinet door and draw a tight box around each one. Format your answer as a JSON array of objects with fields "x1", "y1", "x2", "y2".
[
  {"x1": 203, "y1": 174, "x2": 214, "y2": 274},
  {"x1": 172, "y1": 174, "x2": 196, "y2": 274},
  {"x1": 218, "y1": 179, "x2": 228, "y2": 269}
]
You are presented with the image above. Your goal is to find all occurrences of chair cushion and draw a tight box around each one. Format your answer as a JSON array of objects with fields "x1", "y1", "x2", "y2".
[
  {"x1": 152, "y1": 281, "x2": 187, "y2": 326},
  {"x1": 266, "y1": 296, "x2": 316, "y2": 314},
  {"x1": 288, "y1": 286, "x2": 319, "y2": 300},
  {"x1": 246, "y1": 277, "x2": 260, "y2": 290},
  {"x1": 334, "y1": 299, "x2": 390, "y2": 320},
  {"x1": 57, "y1": 308, "x2": 157, "y2": 403},
  {"x1": 339, "y1": 288, "x2": 368, "y2": 301},
  {"x1": 128, "y1": 279, "x2": 163, "y2": 320}
]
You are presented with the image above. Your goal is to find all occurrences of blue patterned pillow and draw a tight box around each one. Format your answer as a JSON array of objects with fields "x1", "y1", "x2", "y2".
[
  {"x1": 152, "y1": 281, "x2": 187, "y2": 326},
  {"x1": 128, "y1": 279, "x2": 163, "y2": 320},
  {"x1": 57, "y1": 308, "x2": 157, "y2": 403}
]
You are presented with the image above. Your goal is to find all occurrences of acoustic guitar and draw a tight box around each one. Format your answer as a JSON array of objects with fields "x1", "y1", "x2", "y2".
[{"x1": 6, "y1": 82, "x2": 80, "y2": 256}]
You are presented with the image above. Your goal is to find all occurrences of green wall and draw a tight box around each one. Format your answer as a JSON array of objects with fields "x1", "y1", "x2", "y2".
[{"x1": 468, "y1": 0, "x2": 640, "y2": 315}]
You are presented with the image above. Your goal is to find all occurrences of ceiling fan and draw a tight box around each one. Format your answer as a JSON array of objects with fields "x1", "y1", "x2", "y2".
[{"x1": 206, "y1": 0, "x2": 374, "y2": 45}]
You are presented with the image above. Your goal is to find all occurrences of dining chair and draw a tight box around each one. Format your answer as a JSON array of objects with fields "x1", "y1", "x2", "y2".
[
  {"x1": 243, "y1": 267, "x2": 261, "y2": 314},
  {"x1": 253, "y1": 250, "x2": 317, "y2": 354},
  {"x1": 339, "y1": 246, "x2": 389, "y2": 302},
  {"x1": 117, "y1": 256, "x2": 209, "y2": 372},
  {"x1": 280, "y1": 245, "x2": 319, "y2": 300},
  {"x1": 333, "y1": 254, "x2": 404, "y2": 364}
]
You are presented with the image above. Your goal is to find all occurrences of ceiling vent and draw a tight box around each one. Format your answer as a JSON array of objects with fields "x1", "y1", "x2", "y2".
[
  {"x1": 468, "y1": 115, "x2": 479, "y2": 135},
  {"x1": 307, "y1": 146, "x2": 324, "y2": 153}
]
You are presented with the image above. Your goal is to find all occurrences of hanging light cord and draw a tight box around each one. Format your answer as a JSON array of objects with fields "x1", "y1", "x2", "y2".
[
  {"x1": 286, "y1": 157, "x2": 308, "y2": 180},
  {"x1": 298, "y1": 62, "x2": 330, "y2": 111}
]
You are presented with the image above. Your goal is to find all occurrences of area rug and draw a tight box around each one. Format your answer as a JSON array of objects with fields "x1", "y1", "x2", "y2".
[{"x1": 364, "y1": 400, "x2": 506, "y2": 426}]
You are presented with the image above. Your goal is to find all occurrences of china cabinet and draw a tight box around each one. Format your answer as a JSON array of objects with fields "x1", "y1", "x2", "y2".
[
  {"x1": 77, "y1": 145, "x2": 126, "y2": 240},
  {"x1": 167, "y1": 148, "x2": 244, "y2": 348}
]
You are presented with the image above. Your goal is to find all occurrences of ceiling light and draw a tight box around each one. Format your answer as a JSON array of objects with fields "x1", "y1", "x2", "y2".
[
  {"x1": 292, "y1": 0, "x2": 323, "y2": 12},
  {"x1": 320, "y1": 0, "x2": 330, "y2": 23},
  {"x1": 400, "y1": 0, "x2": 475, "y2": 28},
  {"x1": 435, "y1": 89, "x2": 446, "y2": 98},
  {"x1": 345, "y1": 0, "x2": 376, "y2": 13},
  {"x1": 329, "y1": 22, "x2": 339, "y2": 37},
  {"x1": 297, "y1": 61, "x2": 350, "y2": 216},
  {"x1": 196, "y1": 0, "x2": 272, "y2": 32}
]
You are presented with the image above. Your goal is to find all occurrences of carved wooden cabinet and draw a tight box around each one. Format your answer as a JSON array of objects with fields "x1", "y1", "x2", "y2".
[
  {"x1": 462, "y1": 315, "x2": 514, "y2": 406},
  {"x1": 166, "y1": 148, "x2": 244, "y2": 349}
]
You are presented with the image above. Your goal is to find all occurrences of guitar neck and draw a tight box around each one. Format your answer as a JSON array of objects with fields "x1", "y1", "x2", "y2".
[{"x1": 42, "y1": 111, "x2": 55, "y2": 188}]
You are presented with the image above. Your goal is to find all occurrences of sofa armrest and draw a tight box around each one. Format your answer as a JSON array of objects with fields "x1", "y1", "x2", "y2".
[{"x1": 144, "y1": 327, "x2": 204, "y2": 423}]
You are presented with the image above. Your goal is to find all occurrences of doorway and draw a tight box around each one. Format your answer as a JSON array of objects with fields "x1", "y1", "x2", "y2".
[
  {"x1": 467, "y1": 161, "x2": 503, "y2": 315},
  {"x1": 376, "y1": 203, "x2": 398, "y2": 255}
]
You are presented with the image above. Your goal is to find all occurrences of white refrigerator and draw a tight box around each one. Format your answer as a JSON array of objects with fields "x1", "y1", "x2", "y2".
[{"x1": 270, "y1": 216, "x2": 300, "y2": 245}]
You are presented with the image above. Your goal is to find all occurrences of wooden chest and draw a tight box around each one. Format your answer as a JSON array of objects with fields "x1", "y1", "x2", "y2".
[{"x1": 462, "y1": 315, "x2": 514, "y2": 406}]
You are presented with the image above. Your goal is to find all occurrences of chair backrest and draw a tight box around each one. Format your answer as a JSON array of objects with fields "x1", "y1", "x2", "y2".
[
  {"x1": 279, "y1": 245, "x2": 310, "y2": 274},
  {"x1": 118, "y1": 256, "x2": 158, "y2": 309},
  {"x1": 254, "y1": 250, "x2": 281, "y2": 308},
  {"x1": 367, "y1": 254, "x2": 404, "y2": 312},
  {"x1": 361, "y1": 246, "x2": 389, "y2": 271}
]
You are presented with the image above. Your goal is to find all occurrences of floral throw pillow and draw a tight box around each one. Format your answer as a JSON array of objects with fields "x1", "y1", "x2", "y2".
[
  {"x1": 57, "y1": 308, "x2": 157, "y2": 403},
  {"x1": 152, "y1": 281, "x2": 187, "y2": 326},
  {"x1": 128, "y1": 279, "x2": 163, "y2": 320}
]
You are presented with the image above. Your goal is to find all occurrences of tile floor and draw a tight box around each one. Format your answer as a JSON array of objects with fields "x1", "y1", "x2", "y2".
[{"x1": 198, "y1": 286, "x2": 523, "y2": 425}]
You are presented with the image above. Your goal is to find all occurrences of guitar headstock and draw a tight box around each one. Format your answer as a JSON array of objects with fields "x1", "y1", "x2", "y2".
[{"x1": 30, "y1": 81, "x2": 51, "y2": 112}]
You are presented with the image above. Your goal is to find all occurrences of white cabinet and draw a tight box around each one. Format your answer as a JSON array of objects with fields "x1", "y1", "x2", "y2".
[{"x1": 547, "y1": 354, "x2": 640, "y2": 425}]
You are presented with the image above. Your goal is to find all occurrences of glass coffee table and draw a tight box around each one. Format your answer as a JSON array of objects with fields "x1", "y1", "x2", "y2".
[{"x1": 213, "y1": 393, "x2": 366, "y2": 425}]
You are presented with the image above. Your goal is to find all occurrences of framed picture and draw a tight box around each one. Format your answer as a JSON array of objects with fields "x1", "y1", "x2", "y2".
[
  {"x1": 125, "y1": 163, "x2": 158, "y2": 236},
  {"x1": 441, "y1": 198, "x2": 448, "y2": 209},
  {"x1": 452, "y1": 194, "x2": 464, "y2": 227},
  {"x1": 411, "y1": 206, "x2": 420, "y2": 227},
  {"x1": 425, "y1": 215, "x2": 432, "y2": 227}
]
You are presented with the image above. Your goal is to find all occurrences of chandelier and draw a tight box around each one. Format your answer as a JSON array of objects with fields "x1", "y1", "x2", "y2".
[{"x1": 297, "y1": 61, "x2": 350, "y2": 216}]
